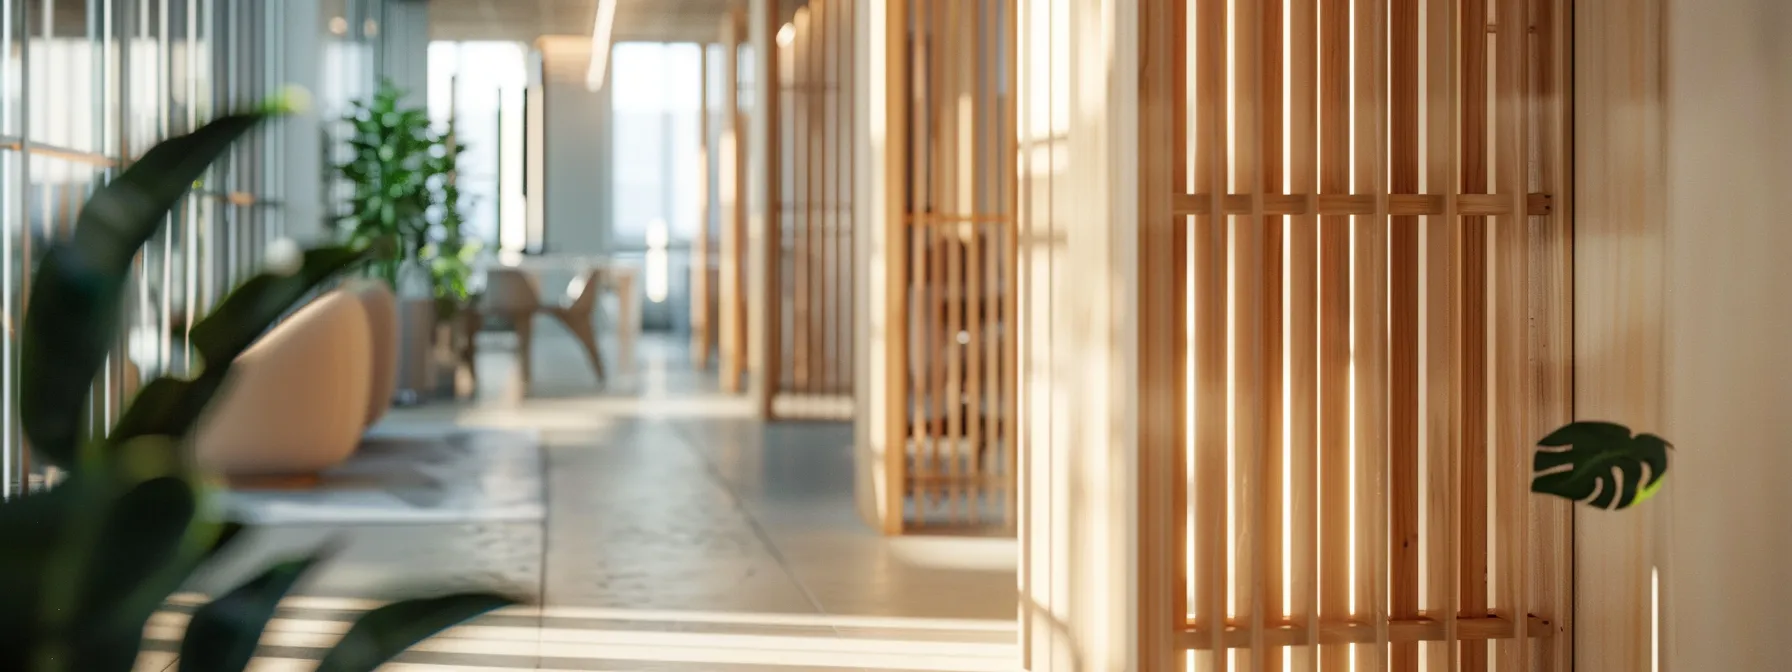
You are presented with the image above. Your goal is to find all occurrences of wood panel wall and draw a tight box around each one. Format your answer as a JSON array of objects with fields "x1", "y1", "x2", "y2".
[
  {"x1": 766, "y1": 0, "x2": 858, "y2": 420},
  {"x1": 1136, "y1": 0, "x2": 1572, "y2": 668},
  {"x1": 881, "y1": 0, "x2": 1017, "y2": 532}
]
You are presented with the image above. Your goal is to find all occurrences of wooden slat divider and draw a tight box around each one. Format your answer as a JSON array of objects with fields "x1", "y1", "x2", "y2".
[
  {"x1": 1143, "y1": 0, "x2": 1569, "y2": 665},
  {"x1": 1425, "y1": 0, "x2": 1464, "y2": 665},
  {"x1": 1287, "y1": 0, "x2": 1320, "y2": 667},
  {"x1": 883, "y1": 0, "x2": 1018, "y2": 531},
  {"x1": 1317, "y1": 0, "x2": 1353, "y2": 667},
  {"x1": 1193, "y1": 0, "x2": 1230, "y2": 662},
  {"x1": 1493, "y1": 0, "x2": 1532, "y2": 667}
]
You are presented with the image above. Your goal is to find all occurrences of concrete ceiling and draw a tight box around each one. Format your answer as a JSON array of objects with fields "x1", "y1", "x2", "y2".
[{"x1": 428, "y1": 0, "x2": 739, "y2": 44}]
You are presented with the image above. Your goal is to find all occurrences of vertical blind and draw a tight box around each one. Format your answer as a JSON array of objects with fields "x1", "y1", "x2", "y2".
[
  {"x1": 1136, "y1": 0, "x2": 1573, "y2": 668},
  {"x1": 883, "y1": 0, "x2": 1018, "y2": 532}
]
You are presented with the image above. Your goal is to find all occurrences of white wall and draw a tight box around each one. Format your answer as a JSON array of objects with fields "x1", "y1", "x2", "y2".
[
  {"x1": 1577, "y1": 0, "x2": 1792, "y2": 669},
  {"x1": 1015, "y1": 0, "x2": 1140, "y2": 669},
  {"x1": 1656, "y1": 0, "x2": 1792, "y2": 667},
  {"x1": 535, "y1": 37, "x2": 614, "y2": 256}
]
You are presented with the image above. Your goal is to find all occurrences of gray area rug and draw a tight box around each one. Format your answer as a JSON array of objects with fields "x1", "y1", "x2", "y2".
[{"x1": 217, "y1": 426, "x2": 545, "y2": 525}]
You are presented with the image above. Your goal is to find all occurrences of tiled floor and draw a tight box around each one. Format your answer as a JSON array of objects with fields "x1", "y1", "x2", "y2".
[{"x1": 145, "y1": 325, "x2": 1019, "y2": 671}]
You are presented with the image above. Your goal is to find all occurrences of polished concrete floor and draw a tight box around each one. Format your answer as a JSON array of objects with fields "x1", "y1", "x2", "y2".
[{"x1": 144, "y1": 324, "x2": 1019, "y2": 671}]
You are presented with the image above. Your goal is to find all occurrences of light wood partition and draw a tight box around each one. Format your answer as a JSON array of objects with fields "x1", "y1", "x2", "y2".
[
  {"x1": 1136, "y1": 0, "x2": 1572, "y2": 668},
  {"x1": 718, "y1": 4, "x2": 750, "y2": 393},
  {"x1": 878, "y1": 0, "x2": 1017, "y2": 532},
  {"x1": 765, "y1": 0, "x2": 859, "y2": 420}
]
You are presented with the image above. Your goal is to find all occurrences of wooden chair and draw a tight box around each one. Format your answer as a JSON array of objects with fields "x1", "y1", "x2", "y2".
[
  {"x1": 544, "y1": 267, "x2": 608, "y2": 383},
  {"x1": 462, "y1": 266, "x2": 608, "y2": 394}
]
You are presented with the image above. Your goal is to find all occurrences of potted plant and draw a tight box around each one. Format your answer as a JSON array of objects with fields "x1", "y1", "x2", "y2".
[
  {"x1": 3, "y1": 91, "x2": 516, "y2": 670},
  {"x1": 335, "y1": 81, "x2": 480, "y2": 403}
]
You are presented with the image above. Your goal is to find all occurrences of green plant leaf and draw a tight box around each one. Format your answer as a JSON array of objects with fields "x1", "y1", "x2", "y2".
[
  {"x1": 188, "y1": 245, "x2": 369, "y2": 367},
  {"x1": 313, "y1": 593, "x2": 517, "y2": 672},
  {"x1": 21, "y1": 110, "x2": 278, "y2": 468},
  {"x1": 1532, "y1": 421, "x2": 1672, "y2": 510},
  {"x1": 178, "y1": 547, "x2": 334, "y2": 672},
  {"x1": 108, "y1": 244, "x2": 372, "y2": 445},
  {"x1": 23, "y1": 473, "x2": 203, "y2": 670}
]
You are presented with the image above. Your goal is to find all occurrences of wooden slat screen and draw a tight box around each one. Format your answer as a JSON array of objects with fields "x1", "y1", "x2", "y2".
[
  {"x1": 717, "y1": 6, "x2": 750, "y2": 393},
  {"x1": 1136, "y1": 0, "x2": 1573, "y2": 668},
  {"x1": 883, "y1": 0, "x2": 1018, "y2": 532},
  {"x1": 768, "y1": 0, "x2": 857, "y2": 419}
]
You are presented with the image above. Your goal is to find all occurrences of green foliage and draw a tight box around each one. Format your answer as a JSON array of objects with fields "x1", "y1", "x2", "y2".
[
  {"x1": 6, "y1": 103, "x2": 516, "y2": 671},
  {"x1": 335, "y1": 80, "x2": 480, "y2": 309},
  {"x1": 1532, "y1": 421, "x2": 1673, "y2": 510}
]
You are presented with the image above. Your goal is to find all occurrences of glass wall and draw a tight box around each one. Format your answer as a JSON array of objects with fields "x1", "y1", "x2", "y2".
[
  {"x1": 610, "y1": 41, "x2": 704, "y2": 249},
  {"x1": 426, "y1": 40, "x2": 528, "y2": 253},
  {"x1": 0, "y1": 0, "x2": 309, "y2": 494}
]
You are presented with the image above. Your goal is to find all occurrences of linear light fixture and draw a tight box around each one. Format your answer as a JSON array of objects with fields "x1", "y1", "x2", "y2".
[{"x1": 585, "y1": 0, "x2": 620, "y2": 90}]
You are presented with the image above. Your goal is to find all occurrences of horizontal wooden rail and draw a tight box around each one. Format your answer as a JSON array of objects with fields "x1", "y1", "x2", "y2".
[
  {"x1": 1177, "y1": 615, "x2": 1554, "y2": 650},
  {"x1": 1171, "y1": 192, "x2": 1553, "y2": 216},
  {"x1": 904, "y1": 214, "x2": 1017, "y2": 224}
]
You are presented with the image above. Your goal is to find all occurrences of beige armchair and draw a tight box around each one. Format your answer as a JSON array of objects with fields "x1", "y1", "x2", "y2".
[
  {"x1": 192, "y1": 290, "x2": 373, "y2": 482},
  {"x1": 347, "y1": 280, "x2": 399, "y2": 426}
]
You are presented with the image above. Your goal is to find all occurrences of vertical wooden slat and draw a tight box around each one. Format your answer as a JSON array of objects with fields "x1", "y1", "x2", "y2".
[
  {"x1": 946, "y1": 0, "x2": 967, "y2": 524},
  {"x1": 1317, "y1": 0, "x2": 1353, "y2": 665},
  {"x1": 817, "y1": 0, "x2": 827, "y2": 399},
  {"x1": 1457, "y1": 0, "x2": 1491, "y2": 666},
  {"x1": 1258, "y1": 0, "x2": 1287, "y2": 665},
  {"x1": 1424, "y1": 0, "x2": 1463, "y2": 666},
  {"x1": 1287, "y1": 0, "x2": 1321, "y2": 667},
  {"x1": 926, "y1": 0, "x2": 948, "y2": 517},
  {"x1": 1354, "y1": 0, "x2": 1392, "y2": 668},
  {"x1": 1234, "y1": 0, "x2": 1269, "y2": 663},
  {"x1": 798, "y1": 6, "x2": 816, "y2": 392},
  {"x1": 1139, "y1": 0, "x2": 1187, "y2": 664},
  {"x1": 883, "y1": 0, "x2": 912, "y2": 535},
  {"x1": 1193, "y1": 0, "x2": 1230, "y2": 662},
  {"x1": 965, "y1": 0, "x2": 987, "y2": 525},
  {"x1": 1389, "y1": 0, "x2": 1422, "y2": 665},
  {"x1": 833, "y1": 0, "x2": 848, "y2": 398},
  {"x1": 1530, "y1": 0, "x2": 1573, "y2": 667},
  {"x1": 722, "y1": 8, "x2": 747, "y2": 394},
  {"x1": 1492, "y1": 0, "x2": 1531, "y2": 666},
  {"x1": 762, "y1": 0, "x2": 784, "y2": 420},
  {"x1": 1001, "y1": 0, "x2": 1020, "y2": 531}
]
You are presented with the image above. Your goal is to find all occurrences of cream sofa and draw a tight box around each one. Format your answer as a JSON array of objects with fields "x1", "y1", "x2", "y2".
[{"x1": 193, "y1": 288, "x2": 385, "y2": 479}]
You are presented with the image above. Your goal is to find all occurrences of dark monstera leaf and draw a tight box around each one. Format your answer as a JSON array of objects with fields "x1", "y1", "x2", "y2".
[
  {"x1": 20, "y1": 108, "x2": 287, "y2": 469},
  {"x1": 1532, "y1": 421, "x2": 1671, "y2": 510}
]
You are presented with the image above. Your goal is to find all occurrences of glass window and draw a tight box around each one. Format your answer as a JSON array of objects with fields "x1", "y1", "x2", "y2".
[{"x1": 610, "y1": 41, "x2": 704, "y2": 248}]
